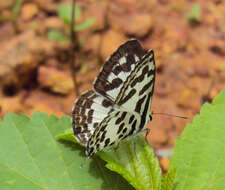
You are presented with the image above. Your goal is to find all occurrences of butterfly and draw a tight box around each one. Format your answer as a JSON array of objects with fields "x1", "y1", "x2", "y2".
[{"x1": 72, "y1": 39, "x2": 155, "y2": 157}]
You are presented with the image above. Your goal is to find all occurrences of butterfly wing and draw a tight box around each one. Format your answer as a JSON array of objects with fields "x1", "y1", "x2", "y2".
[
  {"x1": 72, "y1": 90, "x2": 114, "y2": 146},
  {"x1": 86, "y1": 110, "x2": 140, "y2": 157},
  {"x1": 116, "y1": 49, "x2": 155, "y2": 132},
  {"x1": 86, "y1": 50, "x2": 155, "y2": 156},
  {"x1": 72, "y1": 39, "x2": 155, "y2": 157},
  {"x1": 93, "y1": 39, "x2": 145, "y2": 101}
]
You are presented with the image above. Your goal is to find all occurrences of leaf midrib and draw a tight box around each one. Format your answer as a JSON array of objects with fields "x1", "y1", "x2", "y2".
[
  {"x1": 11, "y1": 116, "x2": 45, "y2": 189},
  {"x1": 39, "y1": 117, "x2": 75, "y2": 188}
]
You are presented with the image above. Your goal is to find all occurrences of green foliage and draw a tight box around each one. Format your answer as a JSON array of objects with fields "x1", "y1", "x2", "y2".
[
  {"x1": 0, "y1": 112, "x2": 132, "y2": 190},
  {"x1": 161, "y1": 169, "x2": 176, "y2": 190},
  {"x1": 75, "y1": 18, "x2": 95, "y2": 31},
  {"x1": 187, "y1": 4, "x2": 202, "y2": 23},
  {"x1": 58, "y1": 132, "x2": 163, "y2": 190},
  {"x1": 169, "y1": 89, "x2": 225, "y2": 190},
  {"x1": 47, "y1": 3, "x2": 94, "y2": 43},
  {"x1": 47, "y1": 30, "x2": 68, "y2": 43},
  {"x1": 212, "y1": 89, "x2": 225, "y2": 105},
  {"x1": 57, "y1": 4, "x2": 81, "y2": 24},
  {"x1": 99, "y1": 136, "x2": 162, "y2": 190}
]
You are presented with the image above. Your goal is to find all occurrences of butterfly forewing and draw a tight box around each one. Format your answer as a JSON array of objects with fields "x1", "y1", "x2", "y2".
[
  {"x1": 93, "y1": 39, "x2": 145, "y2": 101},
  {"x1": 116, "y1": 50, "x2": 155, "y2": 131},
  {"x1": 116, "y1": 50, "x2": 155, "y2": 110}
]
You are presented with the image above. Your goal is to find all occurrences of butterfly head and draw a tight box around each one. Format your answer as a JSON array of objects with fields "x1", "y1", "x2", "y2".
[{"x1": 149, "y1": 114, "x2": 153, "y2": 122}]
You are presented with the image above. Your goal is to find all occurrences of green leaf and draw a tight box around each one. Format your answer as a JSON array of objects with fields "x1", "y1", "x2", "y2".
[
  {"x1": 57, "y1": 3, "x2": 81, "y2": 24},
  {"x1": 187, "y1": 4, "x2": 202, "y2": 23},
  {"x1": 59, "y1": 132, "x2": 162, "y2": 190},
  {"x1": 0, "y1": 112, "x2": 133, "y2": 190},
  {"x1": 74, "y1": 18, "x2": 95, "y2": 31},
  {"x1": 212, "y1": 89, "x2": 225, "y2": 105},
  {"x1": 169, "y1": 90, "x2": 225, "y2": 190},
  {"x1": 101, "y1": 135, "x2": 162, "y2": 190},
  {"x1": 161, "y1": 169, "x2": 176, "y2": 190},
  {"x1": 56, "y1": 128, "x2": 78, "y2": 144},
  {"x1": 47, "y1": 30, "x2": 68, "y2": 43}
]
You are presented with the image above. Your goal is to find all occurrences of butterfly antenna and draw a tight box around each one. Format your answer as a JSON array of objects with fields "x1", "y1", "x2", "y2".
[{"x1": 152, "y1": 111, "x2": 188, "y2": 119}]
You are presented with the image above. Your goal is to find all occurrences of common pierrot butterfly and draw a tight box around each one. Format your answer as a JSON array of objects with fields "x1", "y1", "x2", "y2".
[{"x1": 72, "y1": 39, "x2": 155, "y2": 157}]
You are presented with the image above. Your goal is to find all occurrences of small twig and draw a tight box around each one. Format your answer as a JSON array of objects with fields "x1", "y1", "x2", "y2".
[
  {"x1": 96, "y1": 0, "x2": 110, "y2": 66},
  {"x1": 70, "y1": 0, "x2": 79, "y2": 96}
]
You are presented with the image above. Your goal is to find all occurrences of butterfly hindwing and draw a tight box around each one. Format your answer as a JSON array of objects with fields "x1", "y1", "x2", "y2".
[
  {"x1": 86, "y1": 111, "x2": 140, "y2": 156},
  {"x1": 93, "y1": 39, "x2": 145, "y2": 101},
  {"x1": 72, "y1": 90, "x2": 114, "y2": 146}
]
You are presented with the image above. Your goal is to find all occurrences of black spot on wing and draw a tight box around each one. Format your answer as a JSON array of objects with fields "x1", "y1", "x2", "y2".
[
  {"x1": 117, "y1": 123, "x2": 125, "y2": 134},
  {"x1": 94, "y1": 39, "x2": 145, "y2": 99},
  {"x1": 73, "y1": 126, "x2": 81, "y2": 134},
  {"x1": 96, "y1": 144, "x2": 100, "y2": 151},
  {"x1": 118, "y1": 89, "x2": 136, "y2": 105},
  {"x1": 102, "y1": 99, "x2": 113, "y2": 107},
  {"x1": 135, "y1": 95, "x2": 146, "y2": 113},
  {"x1": 118, "y1": 134, "x2": 124, "y2": 139},
  {"x1": 138, "y1": 92, "x2": 152, "y2": 132},
  {"x1": 100, "y1": 125, "x2": 106, "y2": 132},
  {"x1": 139, "y1": 80, "x2": 154, "y2": 96},
  {"x1": 87, "y1": 110, "x2": 94, "y2": 123},
  {"x1": 100, "y1": 130, "x2": 107, "y2": 143},
  {"x1": 122, "y1": 127, "x2": 127, "y2": 134},
  {"x1": 104, "y1": 138, "x2": 110, "y2": 147},
  {"x1": 129, "y1": 115, "x2": 135, "y2": 124},
  {"x1": 115, "y1": 112, "x2": 127, "y2": 125},
  {"x1": 130, "y1": 65, "x2": 149, "y2": 88},
  {"x1": 109, "y1": 142, "x2": 115, "y2": 146},
  {"x1": 128, "y1": 120, "x2": 137, "y2": 136},
  {"x1": 87, "y1": 147, "x2": 94, "y2": 157}
]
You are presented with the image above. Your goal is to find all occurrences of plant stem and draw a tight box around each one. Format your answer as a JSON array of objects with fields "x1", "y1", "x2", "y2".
[
  {"x1": 97, "y1": 0, "x2": 110, "y2": 66},
  {"x1": 70, "y1": 0, "x2": 79, "y2": 96}
]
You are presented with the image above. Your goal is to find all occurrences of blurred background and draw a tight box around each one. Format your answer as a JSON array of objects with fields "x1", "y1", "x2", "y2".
[{"x1": 0, "y1": 0, "x2": 224, "y2": 171}]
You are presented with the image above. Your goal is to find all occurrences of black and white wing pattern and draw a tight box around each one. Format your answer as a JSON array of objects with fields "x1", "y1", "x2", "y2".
[
  {"x1": 72, "y1": 90, "x2": 113, "y2": 146},
  {"x1": 93, "y1": 39, "x2": 145, "y2": 101},
  {"x1": 72, "y1": 39, "x2": 155, "y2": 157}
]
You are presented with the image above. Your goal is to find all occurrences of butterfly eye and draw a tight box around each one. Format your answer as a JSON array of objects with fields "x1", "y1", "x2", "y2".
[{"x1": 149, "y1": 114, "x2": 152, "y2": 121}]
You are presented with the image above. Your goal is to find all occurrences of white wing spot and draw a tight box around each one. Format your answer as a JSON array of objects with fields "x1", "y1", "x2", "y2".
[
  {"x1": 119, "y1": 57, "x2": 127, "y2": 65},
  {"x1": 134, "y1": 54, "x2": 140, "y2": 62}
]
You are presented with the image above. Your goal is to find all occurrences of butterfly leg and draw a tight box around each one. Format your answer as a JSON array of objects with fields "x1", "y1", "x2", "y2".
[
  {"x1": 114, "y1": 141, "x2": 120, "y2": 150},
  {"x1": 143, "y1": 128, "x2": 150, "y2": 146}
]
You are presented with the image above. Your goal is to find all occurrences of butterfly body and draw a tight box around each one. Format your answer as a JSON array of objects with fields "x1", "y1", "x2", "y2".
[{"x1": 72, "y1": 39, "x2": 155, "y2": 157}]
